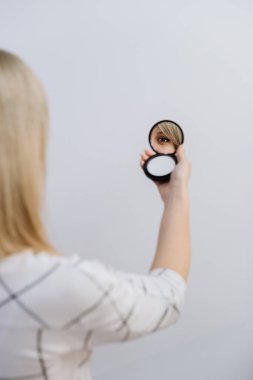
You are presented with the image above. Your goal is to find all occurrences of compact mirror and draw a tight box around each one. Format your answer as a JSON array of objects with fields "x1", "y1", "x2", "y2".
[{"x1": 142, "y1": 120, "x2": 184, "y2": 183}]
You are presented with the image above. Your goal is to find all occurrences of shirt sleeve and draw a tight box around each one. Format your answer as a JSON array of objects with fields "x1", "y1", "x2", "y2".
[{"x1": 72, "y1": 258, "x2": 187, "y2": 347}]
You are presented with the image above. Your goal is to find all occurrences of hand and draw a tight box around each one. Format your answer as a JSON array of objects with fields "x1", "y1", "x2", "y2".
[{"x1": 139, "y1": 144, "x2": 192, "y2": 204}]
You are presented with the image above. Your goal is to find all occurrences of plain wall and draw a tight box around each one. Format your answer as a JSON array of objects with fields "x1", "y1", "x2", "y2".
[{"x1": 0, "y1": 0, "x2": 252, "y2": 379}]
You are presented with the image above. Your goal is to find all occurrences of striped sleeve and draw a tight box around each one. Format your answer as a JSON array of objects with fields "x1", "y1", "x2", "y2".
[{"x1": 73, "y1": 258, "x2": 187, "y2": 347}]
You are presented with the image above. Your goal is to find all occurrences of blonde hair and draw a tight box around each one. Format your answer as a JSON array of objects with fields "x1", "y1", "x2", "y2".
[
  {"x1": 158, "y1": 121, "x2": 183, "y2": 148},
  {"x1": 0, "y1": 49, "x2": 60, "y2": 259}
]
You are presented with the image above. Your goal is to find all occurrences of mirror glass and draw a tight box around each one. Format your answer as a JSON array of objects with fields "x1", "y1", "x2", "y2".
[
  {"x1": 149, "y1": 120, "x2": 184, "y2": 154},
  {"x1": 146, "y1": 155, "x2": 176, "y2": 176}
]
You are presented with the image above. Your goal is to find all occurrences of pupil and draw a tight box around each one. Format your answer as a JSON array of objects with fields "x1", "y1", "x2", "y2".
[{"x1": 158, "y1": 137, "x2": 169, "y2": 143}]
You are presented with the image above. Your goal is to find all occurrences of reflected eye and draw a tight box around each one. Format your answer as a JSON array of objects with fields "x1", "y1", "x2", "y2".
[{"x1": 157, "y1": 137, "x2": 170, "y2": 144}]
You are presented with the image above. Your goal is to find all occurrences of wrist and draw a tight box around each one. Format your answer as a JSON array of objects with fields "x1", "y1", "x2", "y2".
[{"x1": 164, "y1": 183, "x2": 189, "y2": 204}]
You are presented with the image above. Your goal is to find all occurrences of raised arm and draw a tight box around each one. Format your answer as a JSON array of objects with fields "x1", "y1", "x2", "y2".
[
  {"x1": 62, "y1": 145, "x2": 192, "y2": 348},
  {"x1": 140, "y1": 144, "x2": 192, "y2": 281}
]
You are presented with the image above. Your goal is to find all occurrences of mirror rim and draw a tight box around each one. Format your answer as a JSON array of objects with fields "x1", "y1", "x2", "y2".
[
  {"x1": 148, "y1": 119, "x2": 185, "y2": 154},
  {"x1": 142, "y1": 152, "x2": 178, "y2": 182}
]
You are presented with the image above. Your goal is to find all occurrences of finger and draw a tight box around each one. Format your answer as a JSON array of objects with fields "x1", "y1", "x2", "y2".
[
  {"x1": 175, "y1": 144, "x2": 186, "y2": 162},
  {"x1": 144, "y1": 148, "x2": 155, "y2": 156},
  {"x1": 140, "y1": 153, "x2": 148, "y2": 162},
  {"x1": 140, "y1": 149, "x2": 155, "y2": 166},
  {"x1": 141, "y1": 150, "x2": 153, "y2": 160}
]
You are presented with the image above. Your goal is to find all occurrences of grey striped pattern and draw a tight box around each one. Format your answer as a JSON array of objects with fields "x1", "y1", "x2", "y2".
[{"x1": 0, "y1": 252, "x2": 186, "y2": 380}]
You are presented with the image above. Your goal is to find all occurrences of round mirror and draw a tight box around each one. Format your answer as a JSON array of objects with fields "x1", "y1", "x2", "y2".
[
  {"x1": 142, "y1": 119, "x2": 184, "y2": 183},
  {"x1": 149, "y1": 120, "x2": 184, "y2": 155},
  {"x1": 142, "y1": 153, "x2": 178, "y2": 183},
  {"x1": 145, "y1": 155, "x2": 176, "y2": 176}
]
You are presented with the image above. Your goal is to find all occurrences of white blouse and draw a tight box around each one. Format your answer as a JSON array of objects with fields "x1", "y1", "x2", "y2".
[{"x1": 0, "y1": 250, "x2": 187, "y2": 380}]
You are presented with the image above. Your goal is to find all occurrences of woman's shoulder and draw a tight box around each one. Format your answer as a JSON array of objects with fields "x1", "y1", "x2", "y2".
[
  {"x1": 0, "y1": 249, "x2": 74, "y2": 269},
  {"x1": 0, "y1": 250, "x2": 114, "y2": 330},
  {"x1": 0, "y1": 249, "x2": 91, "y2": 267},
  {"x1": 0, "y1": 249, "x2": 110, "y2": 300},
  {"x1": 0, "y1": 249, "x2": 109, "y2": 279}
]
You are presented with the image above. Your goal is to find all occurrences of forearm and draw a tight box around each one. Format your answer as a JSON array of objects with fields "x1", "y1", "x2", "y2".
[{"x1": 149, "y1": 184, "x2": 191, "y2": 281}]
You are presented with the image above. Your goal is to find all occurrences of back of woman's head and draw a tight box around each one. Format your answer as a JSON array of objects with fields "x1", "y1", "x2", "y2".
[{"x1": 0, "y1": 49, "x2": 58, "y2": 259}]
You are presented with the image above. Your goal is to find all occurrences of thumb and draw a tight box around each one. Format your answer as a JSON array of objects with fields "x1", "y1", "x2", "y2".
[{"x1": 175, "y1": 144, "x2": 186, "y2": 162}]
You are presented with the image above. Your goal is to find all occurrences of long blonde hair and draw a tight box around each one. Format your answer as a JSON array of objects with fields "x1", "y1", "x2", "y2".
[{"x1": 0, "y1": 49, "x2": 60, "y2": 259}]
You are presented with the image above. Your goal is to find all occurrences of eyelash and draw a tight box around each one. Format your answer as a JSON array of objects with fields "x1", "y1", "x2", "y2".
[{"x1": 157, "y1": 137, "x2": 169, "y2": 143}]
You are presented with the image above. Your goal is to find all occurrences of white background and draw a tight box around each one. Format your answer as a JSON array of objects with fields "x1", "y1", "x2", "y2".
[{"x1": 0, "y1": 1, "x2": 253, "y2": 379}]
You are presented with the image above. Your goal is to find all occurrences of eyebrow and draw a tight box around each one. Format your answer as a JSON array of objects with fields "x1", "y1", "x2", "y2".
[{"x1": 156, "y1": 131, "x2": 167, "y2": 136}]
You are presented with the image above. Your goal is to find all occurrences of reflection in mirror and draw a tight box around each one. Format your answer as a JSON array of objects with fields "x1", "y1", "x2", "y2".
[{"x1": 149, "y1": 121, "x2": 184, "y2": 154}]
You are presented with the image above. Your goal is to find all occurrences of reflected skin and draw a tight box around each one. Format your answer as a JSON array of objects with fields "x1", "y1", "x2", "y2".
[{"x1": 150, "y1": 126, "x2": 176, "y2": 154}]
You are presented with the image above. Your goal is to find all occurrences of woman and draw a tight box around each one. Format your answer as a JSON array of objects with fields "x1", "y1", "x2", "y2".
[{"x1": 0, "y1": 49, "x2": 192, "y2": 380}]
